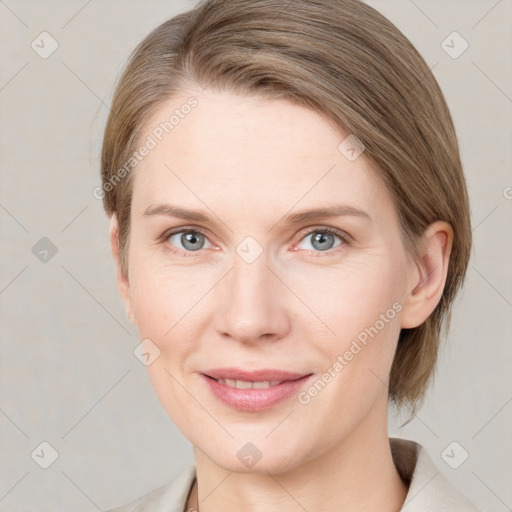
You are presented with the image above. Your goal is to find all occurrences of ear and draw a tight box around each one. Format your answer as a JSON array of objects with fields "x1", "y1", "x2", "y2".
[
  {"x1": 400, "y1": 221, "x2": 453, "y2": 329},
  {"x1": 110, "y1": 214, "x2": 136, "y2": 326}
]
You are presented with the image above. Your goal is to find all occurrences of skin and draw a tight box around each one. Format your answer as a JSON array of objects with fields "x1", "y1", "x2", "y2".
[{"x1": 110, "y1": 87, "x2": 453, "y2": 512}]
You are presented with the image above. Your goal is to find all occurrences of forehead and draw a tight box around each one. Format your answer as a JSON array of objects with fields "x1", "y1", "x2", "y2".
[{"x1": 131, "y1": 88, "x2": 391, "y2": 221}]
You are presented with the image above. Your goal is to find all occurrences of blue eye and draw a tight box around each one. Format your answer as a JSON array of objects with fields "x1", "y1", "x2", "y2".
[
  {"x1": 296, "y1": 228, "x2": 346, "y2": 253},
  {"x1": 166, "y1": 230, "x2": 212, "y2": 253},
  {"x1": 160, "y1": 226, "x2": 349, "y2": 257}
]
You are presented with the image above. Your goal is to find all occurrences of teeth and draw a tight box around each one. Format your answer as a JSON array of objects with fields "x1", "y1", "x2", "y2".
[{"x1": 217, "y1": 378, "x2": 282, "y2": 389}]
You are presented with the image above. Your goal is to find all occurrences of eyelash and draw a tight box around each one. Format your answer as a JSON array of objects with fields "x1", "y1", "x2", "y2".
[{"x1": 158, "y1": 226, "x2": 350, "y2": 258}]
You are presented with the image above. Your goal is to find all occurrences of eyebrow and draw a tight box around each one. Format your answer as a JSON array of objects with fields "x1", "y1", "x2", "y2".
[{"x1": 143, "y1": 203, "x2": 371, "y2": 227}]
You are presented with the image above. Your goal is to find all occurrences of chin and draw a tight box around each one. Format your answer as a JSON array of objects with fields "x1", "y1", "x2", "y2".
[
  {"x1": 194, "y1": 436, "x2": 307, "y2": 476},
  {"x1": 218, "y1": 452, "x2": 303, "y2": 475}
]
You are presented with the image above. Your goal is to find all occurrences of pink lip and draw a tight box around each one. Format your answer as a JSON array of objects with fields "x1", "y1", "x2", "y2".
[{"x1": 201, "y1": 368, "x2": 313, "y2": 412}]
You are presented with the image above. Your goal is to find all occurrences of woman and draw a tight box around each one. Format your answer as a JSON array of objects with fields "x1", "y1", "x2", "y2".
[{"x1": 101, "y1": 0, "x2": 480, "y2": 510}]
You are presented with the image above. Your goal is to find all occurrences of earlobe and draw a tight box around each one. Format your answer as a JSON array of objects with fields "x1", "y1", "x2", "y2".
[
  {"x1": 400, "y1": 221, "x2": 453, "y2": 329},
  {"x1": 109, "y1": 214, "x2": 135, "y2": 325}
]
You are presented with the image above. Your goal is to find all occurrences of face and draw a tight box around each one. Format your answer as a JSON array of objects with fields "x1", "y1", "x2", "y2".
[{"x1": 114, "y1": 88, "x2": 419, "y2": 473}]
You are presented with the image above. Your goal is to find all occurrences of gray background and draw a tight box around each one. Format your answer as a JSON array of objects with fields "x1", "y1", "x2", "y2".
[{"x1": 1, "y1": 0, "x2": 511, "y2": 510}]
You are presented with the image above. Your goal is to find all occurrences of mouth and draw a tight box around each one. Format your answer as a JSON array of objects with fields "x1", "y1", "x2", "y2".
[
  {"x1": 201, "y1": 368, "x2": 314, "y2": 411},
  {"x1": 203, "y1": 367, "x2": 310, "y2": 383},
  {"x1": 203, "y1": 374, "x2": 309, "y2": 388},
  {"x1": 205, "y1": 376, "x2": 289, "y2": 389}
]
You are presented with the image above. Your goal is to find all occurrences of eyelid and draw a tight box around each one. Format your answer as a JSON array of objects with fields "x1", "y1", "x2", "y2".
[
  {"x1": 295, "y1": 225, "x2": 352, "y2": 243},
  {"x1": 159, "y1": 224, "x2": 351, "y2": 256},
  {"x1": 290, "y1": 225, "x2": 351, "y2": 255},
  {"x1": 158, "y1": 225, "x2": 216, "y2": 257}
]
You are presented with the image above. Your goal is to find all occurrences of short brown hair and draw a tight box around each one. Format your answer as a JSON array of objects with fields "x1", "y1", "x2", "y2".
[{"x1": 100, "y1": 0, "x2": 472, "y2": 415}]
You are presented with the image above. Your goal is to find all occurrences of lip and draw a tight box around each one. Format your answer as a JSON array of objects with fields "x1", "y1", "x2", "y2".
[
  {"x1": 204, "y1": 368, "x2": 308, "y2": 382},
  {"x1": 201, "y1": 368, "x2": 314, "y2": 412}
]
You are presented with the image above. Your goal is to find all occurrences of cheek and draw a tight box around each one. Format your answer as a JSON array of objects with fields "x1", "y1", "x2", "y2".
[
  {"x1": 127, "y1": 260, "x2": 206, "y2": 425},
  {"x1": 291, "y1": 260, "x2": 403, "y2": 440},
  {"x1": 285, "y1": 255, "x2": 404, "y2": 341},
  {"x1": 128, "y1": 244, "x2": 406, "y2": 360},
  {"x1": 287, "y1": 255, "x2": 405, "y2": 409},
  {"x1": 128, "y1": 256, "x2": 208, "y2": 337}
]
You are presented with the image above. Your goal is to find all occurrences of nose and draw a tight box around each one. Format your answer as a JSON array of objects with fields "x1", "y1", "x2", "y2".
[{"x1": 212, "y1": 251, "x2": 291, "y2": 345}]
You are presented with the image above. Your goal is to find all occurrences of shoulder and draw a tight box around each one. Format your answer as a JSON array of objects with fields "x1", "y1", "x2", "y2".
[
  {"x1": 105, "y1": 464, "x2": 196, "y2": 512},
  {"x1": 390, "y1": 437, "x2": 483, "y2": 512}
]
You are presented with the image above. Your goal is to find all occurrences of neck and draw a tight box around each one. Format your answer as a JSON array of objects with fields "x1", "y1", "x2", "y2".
[{"x1": 187, "y1": 398, "x2": 408, "y2": 512}]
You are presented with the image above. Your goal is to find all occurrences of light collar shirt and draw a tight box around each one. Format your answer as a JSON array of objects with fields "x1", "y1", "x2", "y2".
[{"x1": 107, "y1": 437, "x2": 481, "y2": 511}]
